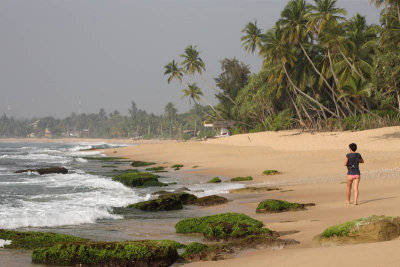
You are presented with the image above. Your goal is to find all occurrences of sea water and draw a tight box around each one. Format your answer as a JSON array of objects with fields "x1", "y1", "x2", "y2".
[{"x1": 0, "y1": 141, "x2": 244, "y2": 232}]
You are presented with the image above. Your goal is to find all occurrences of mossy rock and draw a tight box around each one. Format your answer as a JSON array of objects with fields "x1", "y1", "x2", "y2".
[
  {"x1": 127, "y1": 193, "x2": 198, "y2": 211},
  {"x1": 112, "y1": 172, "x2": 161, "y2": 187},
  {"x1": 256, "y1": 199, "x2": 315, "y2": 213},
  {"x1": 231, "y1": 176, "x2": 253, "y2": 182},
  {"x1": 0, "y1": 229, "x2": 86, "y2": 249},
  {"x1": 313, "y1": 216, "x2": 400, "y2": 246},
  {"x1": 230, "y1": 187, "x2": 280, "y2": 194},
  {"x1": 145, "y1": 166, "x2": 167, "y2": 172},
  {"x1": 181, "y1": 242, "x2": 209, "y2": 259},
  {"x1": 175, "y1": 213, "x2": 268, "y2": 240},
  {"x1": 208, "y1": 177, "x2": 221, "y2": 183},
  {"x1": 131, "y1": 161, "x2": 156, "y2": 167},
  {"x1": 31, "y1": 240, "x2": 182, "y2": 266},
  {"x1": 171, "y1": 164, "x2": 183, "y2": 170},
  {"x1": 191, "y1": 195, "x2": 228, "y2": 206},
  {"x1": 262, "y1": 170, "x2": 280, "y2": 175}
]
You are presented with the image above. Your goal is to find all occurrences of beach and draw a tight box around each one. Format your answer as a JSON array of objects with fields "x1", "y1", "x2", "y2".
[{"x1": 101, "y1": 126, "x2": 400, "y2": 266}]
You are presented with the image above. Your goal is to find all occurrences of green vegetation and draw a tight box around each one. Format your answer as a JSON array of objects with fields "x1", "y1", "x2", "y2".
[
  {"x1": 82, "y1": 156, "x2": 128, "y2": 161},
  {"x1": 127, "y1": 192, "x2": 198, "y2": 211},
  {"x1": 207, "y1": 177, "x2": 221, "y2": 183},
  {"x1": 171, "y1": 164, "x2": 183, "y2": 170},
  {"x1": 31, "y1": 240, "x2": 182, "y2": 266},
  {"x1": 181, "y1": 242, "x2": 209, "y2": 258},
  {"x1": 321, "y1": 216, "x2": 398, "y2": 238},
  {"x1": 231, "y1": 176, "x2": 253, "y2": 181},
  {"x1": 145, "y1": 166, "x2": 166, "y2": 172},
  {"x1": 262, "y1": 170, "x2": 280, "y2": 176},
  {"x1": 131, "y1": 161, "x2": 156, "y2": 167},
  {"x1": 0, "y1": 229, "x2": 85, "y2": 249},
  {"x1": 101, "y1": 165, "x2": 116, "y2": 168},
  {"x1": 175, "y1": 213, "x2": 268, "y2": 240},
  {"x1": 192, "y1": 165, "x2": 199, "y2": 168},
  {"x1": 256, "y1": 199, "x2": 301, "y2": 213},
  {"x1": 112, "y1": 172, "x2": 164, "y2": 187}
]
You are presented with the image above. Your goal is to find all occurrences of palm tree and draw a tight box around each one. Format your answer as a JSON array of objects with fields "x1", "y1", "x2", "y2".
[
  {"x1": 371, "y1": 0, "x2": 400, "y2": 22},
  {"x1": 307, "y1": 0, "x2": 347, "y2": 34},
  {"x1": 339, "y1": 76, "x2": 373, "y2": 114},
  {"x1": 164, "y1": 102, "x2": 177, "y2": 135},
  {"x1": 240, "y1": 20, "x2": 264, "y2": 54},
  {"x1": 180, "y1": 45, "x2": 205, "y2": 76},
  {"x1": 181, "y1": 83, "x2": 218, "y2": 114},
  {"x1": 164, "y1": 60, "x2": 183, "y2": 84}
]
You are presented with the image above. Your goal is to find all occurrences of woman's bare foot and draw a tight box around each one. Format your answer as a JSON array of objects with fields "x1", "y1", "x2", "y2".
[
  {"x1": 354, "y1": 202, "x2": 358, "y2": 205},
  {"x1": 345, "y1": 201, "x2": 350, "y2": 204}
]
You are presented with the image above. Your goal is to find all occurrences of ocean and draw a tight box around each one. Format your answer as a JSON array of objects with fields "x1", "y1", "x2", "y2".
[{"x1": 0, "y1": 141, "x2": 244, "y2": 240}]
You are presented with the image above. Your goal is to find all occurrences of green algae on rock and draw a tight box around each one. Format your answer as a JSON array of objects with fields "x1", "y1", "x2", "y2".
[
  {"x1": 313, "y1": 216, "x2": 400, "y2": 247},
  {"x1": 82, "y1": 156, "x2": 128, "y2": 161},
  {"x1": 191, "y1": 195, "x2": 228, "y2": 206},
  {"x1": 145, "y1": 166, "x2": 167, "y2": 172},
  {"x1": 31, "y1": 240, "x2": 183, "y2": 267},
  {"x1": 0, "y1": 229, "x2": 86, "y2": 250},
  {"x1": 181, "y1": 242, "x2": 209, "y2": 258},
  {"x1": 171, "y1": 164, "x2": 183, "y2": 170},
  {"x1": 131, "y1": 161, "x2": 156, "y2": 167},
  {"x1": 256, "y1": 199, "x2": 315, "y2": 213},
  {"x1": 262, "y1": 170, "x2": 280, "y2": 175},
  {"x1": 230, "y1": 176, "x2": 253, "y2": 182},
  {"x1": 175, "y1": 213, "x2": 268, "y2": 240},
  {"x1": 230, "y1": 187, "x2": 280, "y2": 194},
  {"x1": 112, "y1": 172, "x2": 164, "y2": 187},
  {"x1": 128, "y1": 192, "x2": 198, "y2": 211},
  {"x1": 207, "y1": 177, "x2": 221, "y2": 183}
]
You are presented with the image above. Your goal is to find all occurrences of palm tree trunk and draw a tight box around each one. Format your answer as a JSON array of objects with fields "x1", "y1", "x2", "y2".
[
  {"x1": 199, "y1": 74, "x2": 236, "y2": 105},
  {"x1": 281, "y1": 62, "x2": 339, "y2": 118},
  {"x1": 338, "y1": 46, "x2": 365, "y2": 80},
  {"x1": 288, "y1": 93, "x2": 306, "y2": 128}
]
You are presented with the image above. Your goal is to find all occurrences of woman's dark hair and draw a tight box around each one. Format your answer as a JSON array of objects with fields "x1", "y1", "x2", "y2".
[{"x1": 349, "y1": 143, "x2": 357, "y2": 152}]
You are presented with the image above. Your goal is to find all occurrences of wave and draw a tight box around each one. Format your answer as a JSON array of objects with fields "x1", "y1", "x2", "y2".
[
  {"x1": 0, "y1": 239, "x2": 12, "y2": 248},
  {"x1": 0, "y1": 173, "x2": 149, "y2": 229},
  {"x1": 0, "y1": 153, "x2": 70, "y2": 164}
]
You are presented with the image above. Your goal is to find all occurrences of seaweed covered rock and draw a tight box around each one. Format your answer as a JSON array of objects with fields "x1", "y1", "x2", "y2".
[
  {"x1": 181, "y1": 242, "x2": 209, "y2": 259},
  {"x1": 127, "y1": 193, "x2": 198, "y2": 211},
  {"x1": 313, "y1": 216, "x2": 400, "y2": 247},
  {"x1": 0, "y1": 229, "x2": 85, "y2": 249},
  {"x1": 207, "y1": 177, "x2": 221, "y2": 183},
  {"x1": 175, "y1": 213, "x2": 269, "y2": 240},
  {"x1": 262, "y1": 170, "x2": 280, "y2": 175},
  {"x1": 15, "y1": 167, "x2": 68, "y2": 175},
  {"x1": 145, "y1": 166, "x2": 167, "y2": 172},
  {"x1": 191, "y1": 195, "x2": 228, "y2": 206},
  {"x1": 230, "y1": 176, "x2": 253, "y2": 182},
  {"x1": 256, "y1": 199, "x2": 315, "y2": 213},
  {"x1": 31, "y1": 240, "x2": 182, "y2": 267},
  {"x1": 171, "y1": 164, "x2": 183, "y2": 170},
  {"x1": 230, "y1": 187, "x2": 280, "y2": 194},
  {"x1": 131, "y1": 161, "x2": 156, "y2": 167},
  {"x1": 112, "y1": 172, "x2": 164, "y2": 187}
]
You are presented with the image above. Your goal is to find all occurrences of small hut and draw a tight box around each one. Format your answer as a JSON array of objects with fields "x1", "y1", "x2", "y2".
[{"x1": 204, "y1": 120, "x2": 235, "y2": 137}]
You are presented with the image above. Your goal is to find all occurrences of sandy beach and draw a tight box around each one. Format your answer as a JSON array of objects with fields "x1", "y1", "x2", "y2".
[{"x1": 102, "y1": 126, "x2": 400, "y2": 267}]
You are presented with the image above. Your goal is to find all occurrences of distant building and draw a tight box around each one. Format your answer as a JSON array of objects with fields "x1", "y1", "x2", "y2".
[
  {"x1": 44, "y1": 128, "x2": 52, "y2": 138},
  {"x1": 204, "y1": 120, "x2": 235, "y2": 137}
]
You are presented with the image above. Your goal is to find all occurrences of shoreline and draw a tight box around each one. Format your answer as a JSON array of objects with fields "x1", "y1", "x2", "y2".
[{"x1": 101, "y1": 126, "x2": 400, "y2": 266}]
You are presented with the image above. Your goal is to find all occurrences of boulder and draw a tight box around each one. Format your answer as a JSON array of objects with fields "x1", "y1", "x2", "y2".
[
  {"x1": 191, "y1": 195, "x2": 228, "y2": 206},
  {"x1": 313, "y1": 215, "x2": 400, "y2": 247},
  {"x1": 256, "y1": 199, "x2": 315, "y2": 213},
  {"x1": 15, "y1": 167, "x2": 68, "y2": 175}
]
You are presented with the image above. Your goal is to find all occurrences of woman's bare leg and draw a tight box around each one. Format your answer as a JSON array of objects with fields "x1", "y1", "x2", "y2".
[
  {"x1": 346, "y1": 176, "x2": 353, "y2": 204},
  {"x1": 353, "y1": 177, "x2": 360, "y2": 205}
]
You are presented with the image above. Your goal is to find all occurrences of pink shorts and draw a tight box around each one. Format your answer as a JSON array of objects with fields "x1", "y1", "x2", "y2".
[{"x1": 349, "y1": 175, "x2": 360, "y2": 180}]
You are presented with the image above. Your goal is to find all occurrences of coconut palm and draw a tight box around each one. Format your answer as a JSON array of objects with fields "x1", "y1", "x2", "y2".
[
  {"x1": 240, "y1": 20, "x2": 264, "y2": 54},
  {"x1": 164, "y1": 60, "x2": 183, "y2": 84},
  {"x1": 307, "y1": 0, "x2": 347, "y2": 35},
  {"x1": 180, "y1": 45, "x2": 205, "y2": 76},
  {"x1": 339, "y1": 76, "x2": 373, "y2": 114}
]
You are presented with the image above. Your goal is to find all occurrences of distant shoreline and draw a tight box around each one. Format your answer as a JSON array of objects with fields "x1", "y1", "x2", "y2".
[{"x1": 0, "y1": 137, "x2": 176, "y2": 145}]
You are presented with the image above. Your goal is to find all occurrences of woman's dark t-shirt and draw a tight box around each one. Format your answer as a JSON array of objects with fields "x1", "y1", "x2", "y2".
[{"x1": 346, "y1": 153, "x2": 362, "y2": 175}]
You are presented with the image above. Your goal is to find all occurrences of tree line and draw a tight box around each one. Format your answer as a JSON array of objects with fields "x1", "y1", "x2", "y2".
[{"x1": 164, "y1": 0, "x2": 400, "y2": 132}]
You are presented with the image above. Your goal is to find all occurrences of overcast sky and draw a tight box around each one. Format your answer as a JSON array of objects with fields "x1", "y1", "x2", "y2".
[{"x1": 0, "y1": 0, "x2": 381, "y2": 118}]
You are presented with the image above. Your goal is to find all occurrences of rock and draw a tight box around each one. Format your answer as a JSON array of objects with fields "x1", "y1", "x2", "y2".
[
  {"x1": 175, "y1": 187, "x2": 191, "y2": 192},
  {"x1": 15, "y1": 167, "x2": 68, "y2": 175},
  {"x1": 207, "y1": 177, "x2": 221, "y2": 183},
  {"x1": 112, "y1": 172, "x2": 165, "y2": 187},
  {"x1": 127, "y1": 192, "x2": 197, "y2": 211},
  {"x1": 313, "y1": 215, "x2": 400, "y2": 247},
  {"x1": 191, "y1": 195, "x2": 228, "y2": 206},
  {"x1": 230, "y1": 187, "x2": 281, "y2": 194},
  {"x1": 31, "y1": 240, "x2": 181, "y2": 266},
  {"x1": 256, "y1": 199, "x2": 315, "y2": 213}
]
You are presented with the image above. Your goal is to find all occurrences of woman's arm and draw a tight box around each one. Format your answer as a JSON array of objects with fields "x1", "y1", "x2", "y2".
[
  {"x1": 344, "y1": 157, "x2": 348, "y2": 166},
  {"x1": 360, "y1": 158, "x2": 364, "y2": 163}
]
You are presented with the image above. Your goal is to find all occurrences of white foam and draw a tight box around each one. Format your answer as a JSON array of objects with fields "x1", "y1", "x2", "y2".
[
  {"x1": 0, "y1": 153, "x2": 70, "y2": 164},
  {"x1": 0, "y1": 239, "x2": 12, "y2": 248},
  {"x1": 0, "y1": 173, "x2": 148, "y2": 229},
  {"x1": 188, "y1": 183, "x2": 245, "y2": 198},
  {"x1": 74, "y1": 157, "x2": 88, "y2": 163}
]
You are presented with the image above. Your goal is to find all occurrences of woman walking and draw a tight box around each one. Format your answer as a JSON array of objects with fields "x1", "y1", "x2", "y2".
[{"x1": 344, "y1": 143, "x2": 364, "y2": 205}]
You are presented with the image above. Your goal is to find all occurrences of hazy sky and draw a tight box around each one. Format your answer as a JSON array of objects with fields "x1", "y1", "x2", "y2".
[{"x1": 0, "y1": 0, "x2": 381, "y2": 118}]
